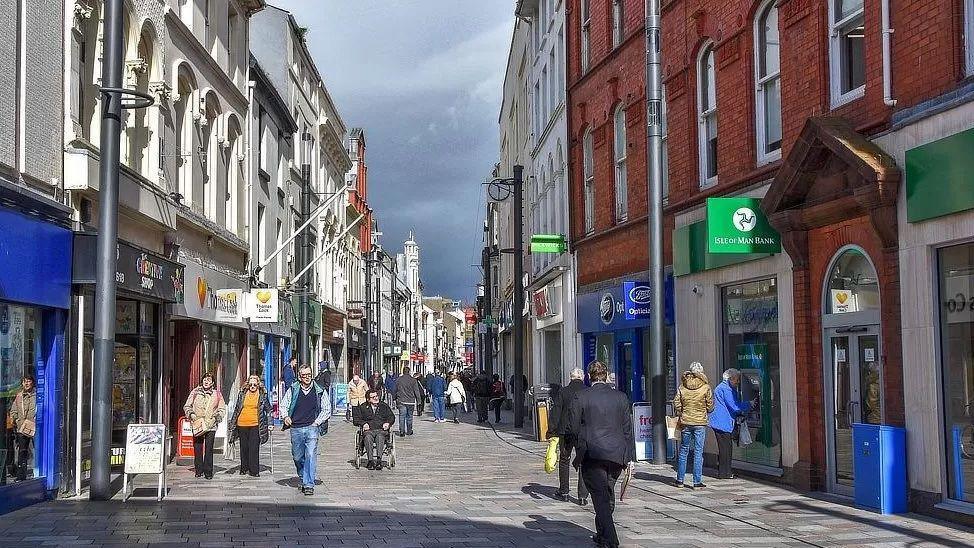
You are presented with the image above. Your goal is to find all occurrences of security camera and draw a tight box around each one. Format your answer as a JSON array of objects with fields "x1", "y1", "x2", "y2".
[{"x1": 691, "y1": 285, "x2": 703, "y2": 296}]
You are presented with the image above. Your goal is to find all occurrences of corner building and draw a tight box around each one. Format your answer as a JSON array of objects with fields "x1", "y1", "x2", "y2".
[{"x1": 661, "y1": 0, "x2": 974, "y2": 522}]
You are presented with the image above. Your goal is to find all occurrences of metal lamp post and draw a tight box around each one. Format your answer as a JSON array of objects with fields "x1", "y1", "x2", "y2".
[{"x1": 299, "y1": 132, "x2": 312, "y2": 367}]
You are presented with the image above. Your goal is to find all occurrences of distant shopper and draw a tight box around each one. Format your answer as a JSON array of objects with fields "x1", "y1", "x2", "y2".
[
  {"x1": 228, "y1": 375, "x2": 271, "y2": 477},
  {"x1": 473, "y1": 370, "x2": 490, "y2": 423},
  {"x1": 314, "y1": 366, "x2": 332, "y2": 394},
  {"x1": 183, "y1": 372, "x2": 227, "y2": 480},
  {"x1": 413, "y1": 372, "x2": 427, "y2": 416},
  {"x1": 489, "y1": 374, "x2": 506, "y2": 424},
  {"x1": 283, "y1": 356, "x2": 298, "y2": 388},
  {"x1": 280, "y1": 365, "x2": 332, "y2": 495},
  {"x1": 460, "y1": 370, "x2": 474, "y2": 412},
  {"x1": 384, "y1": 371, "x2": 397, "y2": 405},
  {"x1": 353, "y1": 389, "x2": 395, "y2": 470},
  {"x1": 9, "y1": 376, "x2": 37, "y2": 481},
  {"x1": 709, "y1": 368, "x2": 751, "y2": 480},
  {"x1": 394, "y1": 366, "x2": 425, "y2": 436},
  {"x1": 548, "y1": 368, "x2": 588, "y2": 504},
  {"x1": 566, "y1": 361, "x2": 634, "y2": 548},
  {"x1": 347, "y1": 374, "x2": 369, "y2": 421},
  {"x1": 446, "y1": 372, "x2": 467, "y2": 423},
  {"x1": 428, "y1": 369, "x2": 448, "y2": 423},
  {"x1": 674, "y1": 362, "x2": 714, "y2": 489}
]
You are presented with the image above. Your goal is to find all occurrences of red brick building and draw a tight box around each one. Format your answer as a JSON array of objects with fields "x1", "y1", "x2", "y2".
[{"x1": 660, "y1": 0, "x2": 974, "y2": 520}]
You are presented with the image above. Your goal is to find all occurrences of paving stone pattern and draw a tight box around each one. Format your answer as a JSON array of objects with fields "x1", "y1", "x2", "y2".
[{"x1": 2, "y1": 409, "x2": 974, "y2": 547}]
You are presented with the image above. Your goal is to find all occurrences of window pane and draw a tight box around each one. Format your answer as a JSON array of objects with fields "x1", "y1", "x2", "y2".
[
  {"x1": 706, "y1": 113, "x2": 718, "y2": 178},
  {"x1": 840, "y1": 18, "x2": 865, "y2": 92},
  {"x1": 583, "y1": 132, "x2": 593, "y2": 177},
  {"x1": 700, "y1": 49, "x2": 715, "y2": 111},
  {"x1": 759, "y1": 6, "x2": 780, "y2": 78},
  {"x1": 836, "y1": 0, "x2": 864, "y2": 21},
  {"x1": 763, "y1": 76, "x2": 782, "y2": 153},
  {"x1": 827, "y1": 248, "x2": 880, "y2": 313},
  {"x1": 614, "y1": 108, "x2": 626, "y2": 160}
]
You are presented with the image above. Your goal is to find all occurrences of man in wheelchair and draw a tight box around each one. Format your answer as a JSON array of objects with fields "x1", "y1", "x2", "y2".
[{"x1": 352, "y1": 389, "x2": 396, "y2": 470}]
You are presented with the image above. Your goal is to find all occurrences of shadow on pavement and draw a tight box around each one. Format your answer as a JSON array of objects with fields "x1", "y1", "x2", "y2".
[
  {"x1": 522, "y1": 482, "x2": 562, "y2": 501},
  {"x1": 0, "y1": 499, "x2": 595, "y2": 547}
]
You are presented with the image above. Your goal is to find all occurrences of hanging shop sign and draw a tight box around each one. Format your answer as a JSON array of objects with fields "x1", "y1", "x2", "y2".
[
  {"x1": 72, "y1": 232, "x2": 183, "y2": 303},
  {"x1": 706, "y1": 197, "x2": 781, "y2": 254},
  {"x1": 533, "y1": 286, "x2": 553, "y2": 318},
  {"x1": 530, "y1": 234, "x2": 567, "y2": 254},
  {"x1": 347, "y1": 307, "x2": 364, "y2": 320},
  {"x1": 622, "y1": 281, "x2": 652, "y2": 320},
  {"x1": 172, "y1": 260, "x2": 247, "y2": 326},
  {"x1": 400, "y1": 350, "x2": 411, "y2": 361},
  {"x1": 249, "y1": 288, "x2": 279, "y2": 322}
]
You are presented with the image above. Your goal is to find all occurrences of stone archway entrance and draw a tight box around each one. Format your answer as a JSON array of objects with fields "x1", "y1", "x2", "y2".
[{"x1": 762, "y1": 117, "x2": 902, "y2": 491}]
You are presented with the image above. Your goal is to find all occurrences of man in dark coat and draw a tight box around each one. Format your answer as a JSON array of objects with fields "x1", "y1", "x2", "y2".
[
  {"x1": 352, "y1": 389, "x2": 396, "y2": 470},
  {"x1": 472, "y1": 370, "x2": 490, "y2": 423},
  {"x1": 566, "y1": 361, "x2": 634, "y2": 548},
  {"x1": 548, "y1": 367, "x2": 589, "y2": 504}
]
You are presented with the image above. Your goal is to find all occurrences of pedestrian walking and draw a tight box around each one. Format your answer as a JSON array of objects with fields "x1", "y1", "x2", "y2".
[
  {"x1": 566, "y1": 361, "x2": 634, "y2": 548},
  {"x1": 674, "y1": 362, "x2": 714, "y2": 489},
  {"x1": 413, "y1": 372, "x2": 427, "y2": 416},
  {"x1": 280, "y1": 364, "x2": 331, "y2": 495},
  {"x1": 428, "y1": 369, "x2": 447, "y2": 423},
  {"x1": 228, "y1": 375, "x2": 271, "y2": 477},
  {"x1": 549, "y1": 368, "x2": 589, "y2": 504},
  {"x1": 446, "y1": 372, "x2": 467, "y2": 423},
  {"x1": 183, "y1": 372, "x2": 227, "y2": 480},
  {"x1": 384, "y1": 371, "x2": 397, "y2": 406},
  {"x1": 347, "y1": 374, "x2": 369, "y2": 421},
  {"x1": 394, "y1": 366, "x2": 425, "y2": 436},
  {"x1": 473, "y1": 370, "x2": 490, "y2": 423},
  {"x1": 488, "y1": 374, "x2": 506, "y2": 423},
  {"x1": 709, "y1": 368, "x2": 752, "y2": 479},
  {"x1": 352, "y1": 389, "x2": 395, "y2": 470},
  {"x1": 460, "y1": 370, "x2": 474, "y2": 412},
  {"x1": 9, "y1": 376, "x2": 36, "y2": 481}
]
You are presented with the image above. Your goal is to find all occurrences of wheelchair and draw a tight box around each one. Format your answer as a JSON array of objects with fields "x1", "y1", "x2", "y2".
[{"x1": 352, "y1": 427, "x2": 396, "y2": 469}]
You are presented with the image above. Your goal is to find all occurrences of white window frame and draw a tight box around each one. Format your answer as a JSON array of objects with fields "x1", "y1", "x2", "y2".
[
  {"x1": 613, "y1": 105, "x2": 628, "y2": 223},
  {"x1": 828, "y1": 0, "x2": 866, "y2": 107},
  {"x1": 697, "y1": 44, "x2": 718, "y2": 188},
  {"x1": 581, "y1": 0, "x2": 591, "y2": 72},
  {"x1": 754, "y1": 0, "x2": 782, "y2": 165},
  {"x1": 583, "y1": 129, "x2": 595, "y2": 234},
  {"x1": 612, "y1": 0, "x2": 625, "y2": 48},
  {"x1": 966, "y1": 0, "x2": 974, "y2": 76}
]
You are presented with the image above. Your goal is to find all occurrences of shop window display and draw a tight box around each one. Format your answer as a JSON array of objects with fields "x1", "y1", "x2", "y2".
[
  {"x1": 1, "y1": 304, "x2": 39, "y2": 485},
  {"x1": 939, "y1": 243, "x2": 974, "y2": 503},
  {"x1": 721, "y1": 279, "x2": 781, "y2": 469}
]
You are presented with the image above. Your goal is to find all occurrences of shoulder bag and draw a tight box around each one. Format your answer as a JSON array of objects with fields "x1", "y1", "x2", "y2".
[{"x1": 17, "y1": 395, "x2": 36, "y2": 438}]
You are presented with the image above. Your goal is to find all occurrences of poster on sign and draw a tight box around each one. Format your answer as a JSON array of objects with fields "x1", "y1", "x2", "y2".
[
  {"x1": 124, "y1": 424, "x2": 165, "y2": 474},
  {"x1": 333, "y1": 383, "x2": 348, "y2": 413},
  {"x1": 250, "y1": 288, "x2": 279, "y2": 322},
  {"x1": 632, "y1": 404, "x2": 653, "y2": 461}
]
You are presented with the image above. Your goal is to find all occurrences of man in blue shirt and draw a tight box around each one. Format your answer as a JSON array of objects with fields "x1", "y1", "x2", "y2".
[{"x1": 280, "y1": 364, "x2": 331, "y2": 495}]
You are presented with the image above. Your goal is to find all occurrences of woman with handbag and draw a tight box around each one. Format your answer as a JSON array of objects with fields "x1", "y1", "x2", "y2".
[
  {"x1": 10, "y1": 376, "x2": 36, "y2": 481},
  {"x1": 446, "y1": 372, "x2": 467, "y2": 424},
  {"x1": 183, "y1": 372, "x2": 226, "y2": 479},
  {"x1": 228, "y1": 375, "x2": 271, "y2": 477},
  {"x1": 709, "y1": 368, "x2": 752, "y2": 480}
]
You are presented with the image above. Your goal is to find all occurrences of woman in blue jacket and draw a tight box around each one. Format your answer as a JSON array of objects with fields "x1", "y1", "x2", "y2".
[{"x1": 709, "y1": 368, "x2": 751, "y2": 479}]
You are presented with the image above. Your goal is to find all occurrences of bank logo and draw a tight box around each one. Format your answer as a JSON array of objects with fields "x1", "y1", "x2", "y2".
[
  {"x1": 600, "y1": 293, "x2": 615, "y2": 325},
  {"x1": 733, "y1": 207, "x2": 757, "y2": 232},
  {"x1": 628, "y1": 285, "x2": 652, "y2": 305}
]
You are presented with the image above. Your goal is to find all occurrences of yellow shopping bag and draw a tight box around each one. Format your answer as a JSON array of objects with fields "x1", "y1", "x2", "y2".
[{"x1": 544, "y1": 436, "x2": 560, "y2": 473}]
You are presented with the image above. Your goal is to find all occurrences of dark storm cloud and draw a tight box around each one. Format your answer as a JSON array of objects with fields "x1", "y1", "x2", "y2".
[{"x1": 274, "y1": 1, "x2": 514, "y2": 302}]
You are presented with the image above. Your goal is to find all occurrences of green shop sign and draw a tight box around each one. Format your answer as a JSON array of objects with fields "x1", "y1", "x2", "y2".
[
  {"x1": 706, "y1": 197, "x2": 780, "y2": 254},
  {"x1": 530, "y1": 234, "x2": 566, "y2": 254}
]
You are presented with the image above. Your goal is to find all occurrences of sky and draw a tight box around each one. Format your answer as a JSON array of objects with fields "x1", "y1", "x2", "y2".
[{"x1": 275, "y1": 0, "x2": 515, "y2": 303}]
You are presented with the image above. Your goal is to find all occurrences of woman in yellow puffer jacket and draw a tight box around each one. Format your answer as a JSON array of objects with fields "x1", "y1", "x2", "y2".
[{"x1": 673, "y1": 362, "x2": 713, "y2": 489}]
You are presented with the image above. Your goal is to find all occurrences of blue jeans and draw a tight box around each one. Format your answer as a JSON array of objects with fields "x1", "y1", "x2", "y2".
[
  {"x1": 677, "y1": 425, "x2": 706, "y2": 485},
  {"x1": 431, "y1": 397, "x2": 446, "y2": 421},
  {"x1": 290, "y1": 425, "x2": 319, "y2": 488},
  {"x1": 398, "y1": 404, "x2": 414, "y2": 434}
]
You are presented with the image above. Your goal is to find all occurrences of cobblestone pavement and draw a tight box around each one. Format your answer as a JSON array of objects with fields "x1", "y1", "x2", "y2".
[{"x1": 3, "y1": 409, "x2": 974, "y2": 547}]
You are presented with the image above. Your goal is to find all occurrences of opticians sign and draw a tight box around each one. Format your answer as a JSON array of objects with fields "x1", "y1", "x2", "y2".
[
  {"x1": 623, "y1": 281, "x2": 652, "y2": 320},
  {"x1": 706, "y1": 197, "x2": 781, "y2": 254}
]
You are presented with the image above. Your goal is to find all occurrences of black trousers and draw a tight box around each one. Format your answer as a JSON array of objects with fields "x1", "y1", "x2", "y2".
[
  {"x1": 715, "y1": 429, "x2": 734, "y2": 478},
  {"x1": 14, "y1": 433, "x2": 32, "y2": 480},
  {"x1": 581, "y1": 459, "x2": 624, "y2": 548},
  {"x1": 558, "y1": 440, "x2": 588, "y2": 499},
  {"x1": 450, "y1": 402, "x2": 462, "y2": 421},
  {"x1": 193, "y1": 430, "x2": 216, "y2": 476},
  {"x1": 238, "y1": 426, "x2": 260, "y2": 475},
  {"x1": 363, "y1": 429, "x2": 389, "y2": 463},
  {"x1": 475, "y1": 396, "x2": 489, "y2": 422},
  {"x1": 490, "y1": 398, "x2": 504, "y2": 422}
]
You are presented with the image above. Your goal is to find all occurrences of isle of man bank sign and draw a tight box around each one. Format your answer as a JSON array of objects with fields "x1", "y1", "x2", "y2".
[{"x1": 706, "y1": 197, "x2": 781, "y2": 254}]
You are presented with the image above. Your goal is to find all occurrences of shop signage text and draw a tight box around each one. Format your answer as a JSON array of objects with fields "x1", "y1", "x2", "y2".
[
  {"x1": 72, "y1": 233, "x2": 183, "y2": 303},
  {"x1": 250, "y1": 288, "x2": 279, "y2": 322},
  {"x1": 534, "y1": 287, "x2": 553, "y2": 318},
  {"x1": 706, "y1": 197, "x2": 781, "y2": 254},
  {"x1": 530, "y1": 234, "x2": 567, "y2": 254},
  {"x1": 623, "y1": 281, "x2": 651, "y2": 320}
]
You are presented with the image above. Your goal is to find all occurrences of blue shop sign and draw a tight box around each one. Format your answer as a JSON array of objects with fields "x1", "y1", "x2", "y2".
[
  {"x1": 578, "y1": 275, "x2": 674, "y2": 333},
  {"x1": 0, "y1": 207, "x2": 72, "y2": 309}
]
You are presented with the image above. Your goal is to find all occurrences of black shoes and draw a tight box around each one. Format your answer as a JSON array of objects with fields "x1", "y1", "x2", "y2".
[
  {"x1": 302, "y1": 486, "x2": 314, "y2": 495},
  {"x1": 406, "y1": 431, "x2": 414, "y2": 436},
  {"x1": 398, "y1": 432, "x2": 405, "y2": 437},
  {"x1": 204, "y1": 473, "x2": 213, "y2": 480},
  {"x1": 578, "y1": 497, "x2": 589, "y2": 506},
  {"x1": 366, "y1": 460, "x2": 376, "y2": 470},
  {"x1": 554, "y1": 491, "x2": 570, "y2": 502},
  {"x1": 195, "y1": 472, "x2": 203, "y2": 478},
  {"x1": 249, "y1": 473, "x2": 260, "y2": 478},
  {"x1": 239, "y1": 469, "x2": 247, "y2": 475},
  {"x1": 453, "y1": 418, "x2": 460, "y2": 424}
]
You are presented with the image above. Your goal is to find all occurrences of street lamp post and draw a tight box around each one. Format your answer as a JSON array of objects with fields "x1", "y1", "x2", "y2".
[{"x1": 299, "y1": 132, "x2": 312, "y2": 368}]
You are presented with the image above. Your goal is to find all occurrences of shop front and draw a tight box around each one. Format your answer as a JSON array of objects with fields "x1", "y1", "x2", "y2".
[
  {"x1": 346, "y1": 325, "x2": 364, "y2": 377},
  {"x1": 322, "y1": 305, "x2": 346, "y2": 378},
  {"x1": 66, "y1": 232, "x2": 182, "y2": 497},
  {"x1": 169, "y1": 258, "x2": 248, "y2": 450},
  {"x1": 249, "y1": 290, "x2": 293, "y2": 424},
  {"x1": 529, "y1": 267, "x2": 578, "y2": 387},
  {"x1": 576, "y1": 276, "x2": 674, "y2": 403},
  {"x1": 0, "y1": 195, "x2": 72, "y2": 514}
]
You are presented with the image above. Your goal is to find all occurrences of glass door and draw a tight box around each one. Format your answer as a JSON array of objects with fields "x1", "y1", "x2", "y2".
[
  {"x1": 616, "y1": 341, "x2": 633, "y2": 398},
  {"x1": 826, "y1": 326, "x2": 881, "y2": 496}
]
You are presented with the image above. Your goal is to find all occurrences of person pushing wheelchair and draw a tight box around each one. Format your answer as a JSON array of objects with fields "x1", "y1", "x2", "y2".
[{"x1": 352, "y1": 389, "x2": 395, "y2": 470}]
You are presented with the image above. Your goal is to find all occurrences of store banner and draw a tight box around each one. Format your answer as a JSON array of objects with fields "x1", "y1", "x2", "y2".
[
  {"x1": 250, "y1": 288, "x2": 279, "y2": 322},
  {"x1": 72, "y1": 232, "x2": 182, "y2": 304},
  {"x1": 172, "y1": 260, "x2": 247, "y2": 327},
  {"x1": 214, "y1": 289, "x2": 243, "y2": 323},
  {"x1": 706, "y1": 197, "x2": 781, "y2": 254},
  {"x1": 623, "y1": 281, "x2": 652, "y2": 320}
]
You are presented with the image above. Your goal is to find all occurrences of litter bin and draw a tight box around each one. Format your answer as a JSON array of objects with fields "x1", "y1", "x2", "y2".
[
  {"x1": 529, "y1": 384, "x2": 553, "y2": 441},
  {"x1": 852, "y1": 423, "x2": 907, "y2": 514}
]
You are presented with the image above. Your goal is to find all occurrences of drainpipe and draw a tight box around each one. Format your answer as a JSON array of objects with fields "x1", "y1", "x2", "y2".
[{"x1": 882, "y1": 0, "x2": 896, "y2": 106}]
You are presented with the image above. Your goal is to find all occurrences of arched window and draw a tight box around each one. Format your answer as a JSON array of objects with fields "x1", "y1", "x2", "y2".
[
  {"x1": 128, "y1": 29, "x2": 154, "y2": 174},
  {"x1": 826, "y1": 248, "x2": 880, "y2": 314},
  {"x1": 174, "y1": 70, "x2": 196, "y2": 204},
  {"x1": 580, "y1": 0, "x2": 591, "y2": 72},
  {"x1": 613, "y1": 104, "x2": 628, "y2": 222},
  {"x1": 201, "y1": 95, "x2": 221, "y2": 220},
  {"x1": 224, "y1": 116, "x2": 242, "y2": 235},
  {"x1": 698, "y1": 43, "x2": 718, "y2": 187},
  {"x1": 582, "y1": 128, "x2": 595, "y2": 234},
  {"x1": 755, "y1": 1, "x2": 781, "y2": 163}
]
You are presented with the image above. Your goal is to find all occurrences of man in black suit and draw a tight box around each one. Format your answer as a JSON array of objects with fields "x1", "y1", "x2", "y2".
[
  {"x1": 548, "y1": 367, "x2": 589, "y2": 504},
  {"x1": 567, "y1": 361, "x2": 634, "y2": 548},
  {"x1": 352, "y1": 389, "x2": 395, "y2": 470}
]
